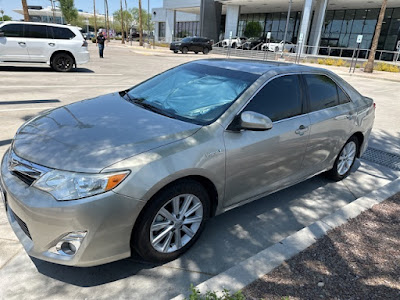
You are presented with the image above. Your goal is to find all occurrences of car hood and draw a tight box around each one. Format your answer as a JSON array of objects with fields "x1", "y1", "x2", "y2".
[{"x1": 12, "y1": 93, "x2": 201, "y2": 173}]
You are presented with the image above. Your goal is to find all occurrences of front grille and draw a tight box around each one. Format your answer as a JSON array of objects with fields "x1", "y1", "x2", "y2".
[
  {"x1": 11, "y1": 209, "x2": 32, "y2": 240},
  {"x1": 8, "y1": 150, "x2": 50, "y2": 186},
  {"x1": 11, "y1": 171, "x2": 36, "y2": 186}
]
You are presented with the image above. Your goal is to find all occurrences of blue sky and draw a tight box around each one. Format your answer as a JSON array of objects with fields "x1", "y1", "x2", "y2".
[{"x1": 0, "y1": 0, "x2": 163, "y2": 20}]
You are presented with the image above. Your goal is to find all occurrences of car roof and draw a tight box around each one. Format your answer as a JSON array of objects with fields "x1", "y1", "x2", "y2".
[
  {"x1": 192, "y1": 59, "x2": 326, "y2": 76},
  {"x1": 0, "y1": 21, "x2": 80, "y2": 30}
]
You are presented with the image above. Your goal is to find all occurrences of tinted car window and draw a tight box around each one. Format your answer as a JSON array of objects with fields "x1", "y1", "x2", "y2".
[
  {"x1": 304, "y1": 74, "x2": 339, "y2": 112},
  {"x1": 338, "y1": 86, "x2": 351, "y2": 104},
  {"x1": 25, "y1": 25, "x2": 48, "y2": 38},
  {"x1": 182, "y1": 37, "x2": 192, "y2": 43},
  {"x1": 50, "y1": 27, "x2": 75, "y2": 39},
  {"x1": 244, "y1": 75, "x2": 303, "y2": 122},
  {"x1": 1, "y1": 24, "x2": 24, "y2": 37}
]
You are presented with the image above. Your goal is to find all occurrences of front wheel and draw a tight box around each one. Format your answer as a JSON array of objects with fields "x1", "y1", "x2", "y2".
[
  {"x1": 203, "y1": 47, "x2": 209, "y2": 55},
  {"x1": 326, "y1": 136, "x2": 358, "y2": 181},
  {"x1": 132, "y1": 180, "x2": 210, "y2": 262},
  {"x1": 51, "y1": 53, "x2": 74, "y2": 72}
]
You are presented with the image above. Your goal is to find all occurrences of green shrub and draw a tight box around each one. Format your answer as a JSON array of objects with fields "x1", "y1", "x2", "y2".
[
  {"x1": 244, "y1": 21, "x2": 262, "y2": 38},
  {"x1": 187, "y1": 285, "x2": 245, "y2": 300}
]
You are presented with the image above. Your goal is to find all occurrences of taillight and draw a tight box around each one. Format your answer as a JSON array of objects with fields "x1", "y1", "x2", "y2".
[
  {"x1": 82, "y1": 40, "x2": 88, "y2": 47},
  {"x1": 373, "y1": 103, "x2": 376, "y2": 109}
]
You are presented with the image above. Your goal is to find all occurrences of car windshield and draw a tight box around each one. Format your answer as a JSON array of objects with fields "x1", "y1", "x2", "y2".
[
  {"x1": 126, "y1": 62, "x2": 259, "y2": 125},
  {"x1": 181, "y1": 37, "x2": 192, "y2": 43}
]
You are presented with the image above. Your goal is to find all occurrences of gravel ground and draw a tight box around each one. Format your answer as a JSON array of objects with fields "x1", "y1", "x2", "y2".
[{"x1": 243, "y1": 193, "x2": 400, "y2": 300}]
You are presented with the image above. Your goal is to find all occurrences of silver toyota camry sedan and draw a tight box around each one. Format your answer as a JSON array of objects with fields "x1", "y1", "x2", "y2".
[{"x1": 0, "y1": 59, "x2": 375, "y2": 266}]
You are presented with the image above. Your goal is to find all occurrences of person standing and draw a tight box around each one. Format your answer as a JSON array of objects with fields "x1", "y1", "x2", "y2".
[{"x1": 97, "y1": 32, "x2": 106, "y2": 58}]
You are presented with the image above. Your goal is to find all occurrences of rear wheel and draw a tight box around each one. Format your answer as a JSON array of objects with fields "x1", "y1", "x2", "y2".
[
  {"x1": 275, "y1": 46, "x2": 279, "y2": 52},
  {"x1": 132, "y1": 180, "x2": 210, "y2": 262},
  {"x1": 51, "y1": 53, "x2": 74, "y2": 72},
  {"x1": 182, "y1": 47, "x2": 188, "y2": 54},
  {"x1": 326, "y1": 136, "x2": 359, "y2": 181},
  {"x1": 203, "y1": 47, "x2": 209, "y2": 55}
]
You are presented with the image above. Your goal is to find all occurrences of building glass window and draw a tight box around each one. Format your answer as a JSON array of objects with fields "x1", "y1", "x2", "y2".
[
  {"x1": 158, "y1": 22, "x2": 166, "y2": 38},
  {"x1": 175, "y1": 22, "x2": 200, "y2": 38}
]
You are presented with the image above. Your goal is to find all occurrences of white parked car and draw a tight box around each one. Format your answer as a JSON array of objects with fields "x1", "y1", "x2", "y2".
[
  {"x1": 0, "y1": 21, "x2": 90, "y2": 72},
  {"x1": 261, "y1": 40, "x2": 296, "y2": 52},
  {"x1": 221, "y1": 36, "x2": 247, "y2": 48}
]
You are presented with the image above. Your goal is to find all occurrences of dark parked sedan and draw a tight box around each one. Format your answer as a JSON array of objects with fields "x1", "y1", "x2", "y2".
[
  {"x1": 242, "y1": 36, "x2": 266, "y2": 50},
  {"x1": 170, "y1": 37, "x2": 212, "y2": 54}
]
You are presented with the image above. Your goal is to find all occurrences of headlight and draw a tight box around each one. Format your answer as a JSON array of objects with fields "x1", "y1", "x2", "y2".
[{"x1": 33, "y1": 170, "x2": 129, "y2": 201}]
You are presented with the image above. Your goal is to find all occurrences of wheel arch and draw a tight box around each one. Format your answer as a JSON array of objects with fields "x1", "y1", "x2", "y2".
[
  {"x1": 129, "y1": 174, "x2": 219, "y2": 253},
  {"x1": 351, "y1": 131, "x2": 364, "y2": 157},
  {"x1": 49, "y1": 50, "x2": 76, "y2": 66}
]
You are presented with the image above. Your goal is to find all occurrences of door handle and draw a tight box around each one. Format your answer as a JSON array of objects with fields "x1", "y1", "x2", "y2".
[
  {"x1": 48, "y1": 43, "x2": 55, "y2": 47},
  {"x1": 295, "y1": 125, "x2": 308, "y2": 135},
  {"x1": 18, "y1": 42, "x2": 26, "y2": 46}
]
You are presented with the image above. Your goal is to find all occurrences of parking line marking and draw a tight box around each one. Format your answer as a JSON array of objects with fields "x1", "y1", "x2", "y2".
[
  {"x1": 0, "y1": 107, "x2": 57, "y2": 112},
  {"x1": 0, "y1": 85, "x2": 129, "y2": 88}
]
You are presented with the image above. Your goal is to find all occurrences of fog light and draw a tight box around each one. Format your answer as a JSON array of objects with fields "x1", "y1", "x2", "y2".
[{"x1": 49, "y1": 231, "x2": 87, "y2": 257}]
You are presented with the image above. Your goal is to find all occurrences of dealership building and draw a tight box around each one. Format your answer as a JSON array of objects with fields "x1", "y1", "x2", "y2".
[{"x1": 152, "y1": 0, "x2": 400, "y2": 58}]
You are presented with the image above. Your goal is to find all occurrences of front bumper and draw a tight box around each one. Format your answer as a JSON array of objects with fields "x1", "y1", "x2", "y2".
[
  {"x1": 0, "y1": 150, "x2": 145, "y2": 267},
  {"x1": 169, "y1": 44, "x2": 181, "y2": 51}
]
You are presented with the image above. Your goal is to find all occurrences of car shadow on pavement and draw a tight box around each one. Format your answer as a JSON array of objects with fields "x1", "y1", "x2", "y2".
[
  {"x1": 29, "y1": 159, "x2": 391, "y2": 291},
  {"x1": 0, "y1": 66, "x2": 94, "y2": 73},
  {"x1": 31, "y1": 256, "x2": 156, "y2": 287}
]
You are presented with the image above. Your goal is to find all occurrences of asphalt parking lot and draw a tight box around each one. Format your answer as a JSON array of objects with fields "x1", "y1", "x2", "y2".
[{"x1": 0, "y1": 43, "x2": 399, "y2": 299}]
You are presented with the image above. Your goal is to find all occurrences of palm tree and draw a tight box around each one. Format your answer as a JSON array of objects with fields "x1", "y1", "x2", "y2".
[
  {"x1": 104, "y1": 0, "x2": 110, "y2": 40},
  {"x1": 120, "y1": 0, "x2": 125, "y2": 44},
  {"x1": 364, "y1": 0, "x2": 388, "y2": 73},
  {"x1": 21, "y1": 0, "x2": 30, "y2": 21},
  {"x1": 138, "y1": 0, "x2": 143, "y2": 46},
  {"x1": 125, "y1": 0, "x2": 129, "y2": 41},
  {"x1": 93, "y1": 0, "x2": 97, "y2": 42}
]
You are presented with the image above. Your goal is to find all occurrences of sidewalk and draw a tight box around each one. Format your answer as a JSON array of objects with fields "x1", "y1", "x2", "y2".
[{"x1": 243, "y1": 191, "x2": 400, "y2": 300}]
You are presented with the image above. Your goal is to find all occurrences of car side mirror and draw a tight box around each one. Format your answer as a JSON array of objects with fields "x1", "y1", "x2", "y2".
[
  {"x1": 0, "y1": 30, "x2": 4, "y2": 37},
  {"x1": 229, "y1": 111, "x2": 273, "y2": 131}
]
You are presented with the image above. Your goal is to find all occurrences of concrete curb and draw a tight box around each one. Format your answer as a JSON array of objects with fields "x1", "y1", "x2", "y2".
[{"x1": 171, "y1": 177, "x2": 400, "y2": 300}]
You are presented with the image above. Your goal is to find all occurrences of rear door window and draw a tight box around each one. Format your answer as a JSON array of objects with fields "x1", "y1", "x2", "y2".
[
  {"x1": 1, "y1": 24, "x2": 24, "y2": 37},
  {"x1": 50, "y1": 27, "x2": 75, "y2": 39},
  {"x1": 338, "y1": 87, "x2": 351, "y2": 104},
  {"x1": 25, "y1": 24, "x2": 49, "y2": 38},
  {"x1": 243, "y1": 75, "x2": 303, "y2": 122},
  {"x1": 303, "y1": 74, "x2": 339, "y2": 112}
]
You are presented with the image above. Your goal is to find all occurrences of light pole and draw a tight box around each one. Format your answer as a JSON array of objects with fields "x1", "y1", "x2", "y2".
[
  {"x1": 281, "y1": 0, "x2": 293, "y2": 58},
  {"x1": 147, "y1": 0, "x2": 150, "y2": 43},
  {"x1": 0, "y1": 10, "x2": 4, "y2": 21}
]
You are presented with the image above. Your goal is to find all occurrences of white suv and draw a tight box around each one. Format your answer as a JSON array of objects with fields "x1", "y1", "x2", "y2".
[{"x1": 0, "y1": 21, "x2": 90, "y2": 72}]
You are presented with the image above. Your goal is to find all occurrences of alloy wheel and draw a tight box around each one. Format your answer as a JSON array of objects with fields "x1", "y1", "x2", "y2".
[
  {"x1": 337, "y1": 141, "x2": 356, "y2": 175},
  {"x1": 150, "y1": 194, "x2": 203, "y2": 253}
]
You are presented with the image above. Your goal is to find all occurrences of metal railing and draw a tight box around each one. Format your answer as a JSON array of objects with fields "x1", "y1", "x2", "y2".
[{"x1": 211, "y1": 42, "x2": 400, "y2": 64}]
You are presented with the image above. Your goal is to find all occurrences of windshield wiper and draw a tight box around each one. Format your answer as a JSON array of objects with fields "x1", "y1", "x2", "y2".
[{"x1": 131, "y1": 99, "x2": 176, "y2": 119}]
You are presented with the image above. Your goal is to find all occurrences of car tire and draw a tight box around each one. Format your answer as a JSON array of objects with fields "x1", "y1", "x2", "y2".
[
  {"x1": 231, "y1": 43, "x2": 236, "y2": 48},
  {"x1": 173, "y1": 50, "x2": 178, "y2": 53},
  {"x1": 132, "y1": 179, "x2": 210, "y2": 263},
  {"x1": 51, "y1": 53, "x2": 74, "y2": 72},
  {"x1": 182, "y1": 47, "x2": 188, "y2": 54},
  {"x1": 326, "y1": 136, "x2": 359, "y2": 181},
  {"x1": 203, "y1": 47, "x2": 209, "y2": 55},
  {"x1": 275, "y1": 46, "x2": 279, "y2": 52}
]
